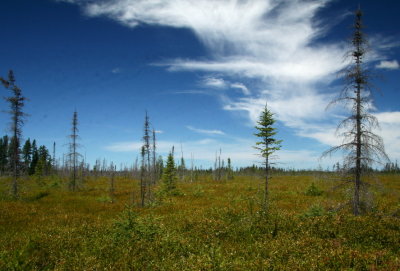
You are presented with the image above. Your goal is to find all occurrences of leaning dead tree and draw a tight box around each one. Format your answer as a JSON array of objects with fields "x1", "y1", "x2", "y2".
[
  {"x1": 1, "y1": 70, "x2": 27, "y2": 198},
  {"x1": 323, "y1": 8, "x2": 389, "y2": 215}
]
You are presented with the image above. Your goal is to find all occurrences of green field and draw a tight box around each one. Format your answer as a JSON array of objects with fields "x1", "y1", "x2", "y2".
[{"x1": 1, "y1": 174, "x2": 399, "y2": 270}]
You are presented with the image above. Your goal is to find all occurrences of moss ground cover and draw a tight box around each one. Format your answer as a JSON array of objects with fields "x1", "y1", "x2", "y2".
[{"x1": 0, "y1": 174, "x2": 399, "y2": 270}]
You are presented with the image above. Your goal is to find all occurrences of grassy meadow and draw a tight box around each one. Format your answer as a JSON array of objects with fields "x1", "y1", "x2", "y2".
[{"x1": 0, "y1": 173, "x2": 399, "y2": 270}]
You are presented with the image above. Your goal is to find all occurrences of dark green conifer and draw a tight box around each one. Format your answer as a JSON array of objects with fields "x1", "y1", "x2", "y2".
[
  {"x1": 162, "y1": 149, "x2": 178, "y2": 194},
  {"x1": 22, "y1": 138, "x2": 32, "y2": 173},
  {"x1": 254, "y1": 103, "x2": 282, "y2": 211}
]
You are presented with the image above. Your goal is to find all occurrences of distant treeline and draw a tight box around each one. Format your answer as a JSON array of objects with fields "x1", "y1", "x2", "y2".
[
  {"x1": 235, "y1": 163, "x2": 400, "y2": 175},
  {"x1": 0, "y1": 135, "x2": 53, "y2": 176}
]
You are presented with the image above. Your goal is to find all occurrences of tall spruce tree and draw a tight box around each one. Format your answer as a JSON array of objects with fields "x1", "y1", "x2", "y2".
[
  {"x1": 162, "y1": 148, "x2": 178, "y2": 194},
  {"x1": 323, "y1": 8, "x2": 388, "y2": 215},
  {"x1": 254, "y1": 103, "x2": 282, "y2": 211},
  {"x1": 37, "y1": 145, "x2": 51, "y2": 175},
  {"x1": 29, "y1": 140, "x2": 38, "y2": 175},
  {"x1": 22, "y1": 138, "x2": 32, "y2": 173},
  {"x1": 1, "y1": 70, "x2": 27, "y2": 198}
]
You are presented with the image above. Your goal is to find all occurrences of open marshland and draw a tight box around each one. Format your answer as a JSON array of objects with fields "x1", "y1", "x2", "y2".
[{"x1": 1, "y1": 174, "x2": 399, "y2": 270}]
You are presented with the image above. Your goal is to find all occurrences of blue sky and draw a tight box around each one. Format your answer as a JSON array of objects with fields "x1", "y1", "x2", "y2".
[{"x1": 0, "y1": 0, "x2": 399, "y2": 170}]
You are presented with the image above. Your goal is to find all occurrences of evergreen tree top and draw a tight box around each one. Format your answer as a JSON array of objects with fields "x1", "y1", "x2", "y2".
[{"x1": 254, "y1": 104, "x2": 282, "y2": 157}]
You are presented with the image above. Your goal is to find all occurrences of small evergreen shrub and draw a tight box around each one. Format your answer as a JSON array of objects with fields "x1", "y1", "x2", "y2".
[
  {"x1": 305, "y1": 182, "x2": 323, "y2": 196},
  {"x1": 96, "y1": 196, "x2": 113, "y2": 203},
  {"x1": 301, "y1": 204, "x2": 325, "y2": 218},
  {"x1": 192, "y1": 185, "x2": 205, "y2": 197},
  {"x1": 112, "y1": 206, "x2": 162, "y2": 242}
]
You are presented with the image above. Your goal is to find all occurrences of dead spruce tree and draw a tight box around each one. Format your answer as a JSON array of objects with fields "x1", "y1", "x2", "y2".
[
  {"x1": 109, "y1": 162, "x2": 116, "y2": 203},
  {"x1": 139, "y1": 111, "x2": 156, "y2": 207},
  {"x1": 68, "y1": 111, "x2": 81, "y2": 191},
  {"x1": 1, "y1": 70, "x2": 27, "y2": 198},
  {"x1": 323, "y1": 8, "x2": 389, "y2": 215},
  {"x1": 152, "y1": 128, "x2": 158, "y2": 183}
]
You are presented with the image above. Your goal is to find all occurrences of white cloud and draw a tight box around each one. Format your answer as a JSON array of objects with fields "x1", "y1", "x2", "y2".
[
  {"x1": 164, "y1": 52, "x2": 345, "y2": 83},
  {"x1": 202, "y1": 77, "x2": 227, "y2": 89},
  {"x1": 186, "y1": 125, "x2": 225, "y2": 135},
  {"x1": 374, "y1": 112, "x2": 400, "y2": 162},
  {"x1": 375, "y1": 60, "x2": 399, "y2": 70},
  {"x1": 375, "y1": 112, "x2": 400, "y2": 124},
  {"x1": 230, "y1": 82, "x2": 250, "y2": 95},
  {"x1": 200, "y1": 77, "x2": 251, "y2": 95},
  {"x1": 62, "y1": 0, "x2": 399, "y2": 166},
  {"x1": 291, "y1": 111, "x2": 400, "y2": 165},
  {"x1": 63, "y1": 0, "x2": 345, "y2": 82}
]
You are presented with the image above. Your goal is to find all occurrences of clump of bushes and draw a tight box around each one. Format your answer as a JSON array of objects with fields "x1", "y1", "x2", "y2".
[
  {"x1": 192, "y1": 185, "x2": 205, "y2": 197},
  {"x1": 301, "y1": 204, "x2": 326, "y2": 218},
  {"x1": 112, "y1": 206, "x2": 162, "y2": 242},
  {"x1": 305, "y1": 182, "x2": 323, "y2": 196}
]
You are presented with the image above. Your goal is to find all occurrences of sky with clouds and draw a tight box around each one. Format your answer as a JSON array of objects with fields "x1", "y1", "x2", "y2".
[{"x1": 0, "y1": 0, "x2": 399, "y2": 169}]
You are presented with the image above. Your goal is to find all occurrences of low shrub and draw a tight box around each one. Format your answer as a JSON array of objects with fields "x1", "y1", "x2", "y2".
[{"x1": 305, "y1": 182, "x2": 323, "y2": 196}]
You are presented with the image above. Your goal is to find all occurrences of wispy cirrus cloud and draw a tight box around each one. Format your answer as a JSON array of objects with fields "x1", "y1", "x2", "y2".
[
  {"x1": 199, "y1": 76, "x2": 250, "y2": 95},
  {"x1": 202, "y1": 77, "x2": 227, "y2": 89},
  {"x1": 230, "y1": 82, "x2": 250, "y2": 95},
  {"x1": 58, "y1": 0, "x2": 347, "y2": 120},
  {"x1": 186, "y1": 125, "x2": 225, "y2": 135},
  {"x1": 60, "y1": 0, "x2": 400, "y2": 165}
]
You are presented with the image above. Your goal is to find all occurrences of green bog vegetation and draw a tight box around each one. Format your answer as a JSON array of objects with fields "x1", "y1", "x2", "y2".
[{"x1": 1, "y1": 174, "x2": 399, "y2": 270}]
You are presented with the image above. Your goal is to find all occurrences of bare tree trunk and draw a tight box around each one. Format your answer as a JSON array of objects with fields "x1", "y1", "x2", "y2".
[
  {"x1": 52, "y1": 142, "x2": 56, "y2": 173},
  {"x1": 264, "y1": 140, "x2": 269, "y2": 211},
  {"x1": 353, "y1": 11, "x2": 363, "y2": 216},
  {"x1": 10, "y1": 137, "x2": 19, "y2": 198},
  {"x1": 140, "y1": 146, "x2": 146, "y2": 207},
  {"x1": 152, "y1": 129, "x2": 157, "y2": 184},
  {"x1": 190, "y1": 153, "x2": 194, "y2": 182},
  {"x1": 69, "y1": 111, "x2": 80, "y2": 191},
  {"x1": 110, "y1": 164, "x2": 115, "y2": 203}
]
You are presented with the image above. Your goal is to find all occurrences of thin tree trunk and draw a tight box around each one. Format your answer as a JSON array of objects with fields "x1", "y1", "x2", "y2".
[
  {"x1": 11, "y1": 96, "x2": 21, "y2": 198},
  {"x1": 110, "y1": 165, "x2": 115, "y2": 203},
  {"x1": 354, "y1": 73, "x2": 361, "y2": 216},
  {"x1": 264, "y1": 140, "x2": 269, "y2": 211},
  {"x1": 354, "y1": 16, "x2": 362, "y2": 216}
]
